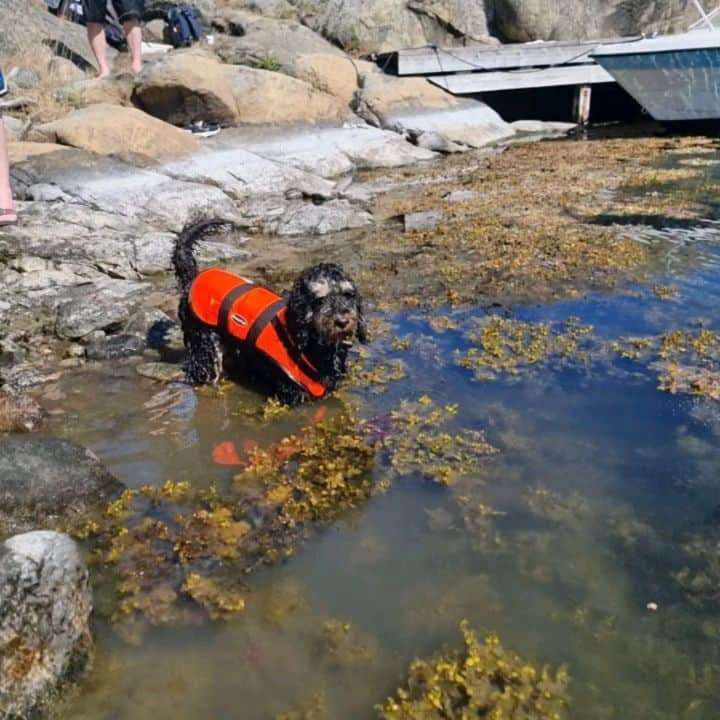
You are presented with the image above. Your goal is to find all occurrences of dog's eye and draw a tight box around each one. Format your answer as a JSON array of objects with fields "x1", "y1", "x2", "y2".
[{"x1": 343, "y1": 289, "x2": 356, "y2": 298}]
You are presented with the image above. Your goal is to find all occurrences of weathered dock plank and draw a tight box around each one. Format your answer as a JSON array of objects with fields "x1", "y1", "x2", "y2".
[
  {"x1": 395, "y1": 40, "x2": 620, "y2": 76},
  {"x1": 428, "y1": 64, "x2": 614, "y2": 94}
]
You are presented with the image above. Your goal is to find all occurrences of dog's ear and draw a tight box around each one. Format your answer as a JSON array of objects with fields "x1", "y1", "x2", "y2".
[{"x1": 356, "y1": 296, "x2": 369, "y2": 344}]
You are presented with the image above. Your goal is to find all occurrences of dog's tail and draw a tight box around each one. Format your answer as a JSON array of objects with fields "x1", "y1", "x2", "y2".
[{"x1": 172, "y1": 218, "x2": 233, "y2": 292}]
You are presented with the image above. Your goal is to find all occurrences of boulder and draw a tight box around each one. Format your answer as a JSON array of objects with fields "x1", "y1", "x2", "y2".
[
  {"x1": 216, "y1": 11, "x2": 342, "y2": 68},
  {"x1": 8, "y1": 68, "x2": 40, "y2": 90},
  {"x1": 293, "y1": 53, "x2": 358, "y2": 106},
  {"x1": 0, "y1": 437, "x2": 125, "y2": 535},
  {"x1": 0, "y1": 0, "x2": 113, "y2": 71},
  {"x1": 134, "y1": 51, "x2": 240, "y2": 126},
  {"x1": 223, "y1": 65, "x2": 347, "y2": 124},
  {"x1": 491, "y1": 0, "x2": 697, "y2": 42},
  {"x1": 30, "y1": 104, "x2": 199, "y2": 159},
  {"x1": 0, "y1": 531, "x2": 92, "y2": 719},
  {"x1": 56, "y1": 297, "x2": 131, "y2": 340},
  {"x1": 143, "y1": 18, "x2": 168, "y2": 43},
  {"x1": 54, "y1": 76, "x2": 134, "y2": 108},
  {"x1": 47, "y1": 57, "x2": 87, "y2": 85},
  {"x1": 8, "y1": 142, "x2": 70, "y2": 163},
  {"x1": 2, "y1": 116, "x2": 25, "y2": 143},
  {"x1": 292, "y1": 0, "x2": 493, "y2": 53}
]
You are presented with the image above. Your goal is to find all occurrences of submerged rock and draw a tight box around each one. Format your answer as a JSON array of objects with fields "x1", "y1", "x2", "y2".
[
  {"x1": 85, "y1": 333, "x2": 146, "y2": 360},
  {"x1": 136, "y1": 362, "x2": 185, "y2": 382},
  {"x1": 0, "y1": 436, "x2": 125, "y2": 536},
  {"x1": 0, "y1": 391, "x2": 43, "y2": 433},
  {"x1": 0, "y1": 531, "x2": 92, "y2": 720}
]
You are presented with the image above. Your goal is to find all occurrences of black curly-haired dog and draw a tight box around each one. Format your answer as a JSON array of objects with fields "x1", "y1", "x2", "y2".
[{"x1": 172, "y1": 218, "x2": 367, "y2": 405}]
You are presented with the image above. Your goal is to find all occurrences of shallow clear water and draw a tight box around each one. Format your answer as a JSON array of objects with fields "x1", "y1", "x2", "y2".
[{"x1": 48, "y1": 150, "x2": 720, "y2": 720}]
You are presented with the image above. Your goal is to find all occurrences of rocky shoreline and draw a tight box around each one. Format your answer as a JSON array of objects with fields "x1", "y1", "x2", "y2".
[{"x1": 0, "y1": 0, "x2": 708, "y2": 716}]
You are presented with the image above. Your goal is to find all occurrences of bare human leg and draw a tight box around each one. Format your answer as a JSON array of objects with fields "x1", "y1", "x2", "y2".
[
  {"x1": 0, "y1": 117, "x2": 16, "y2": 225},
  {"x1": 87, "y1": 22, "x2": 111, "y2": 78},
  {"x1": 123, "y1": 19, "x2": 143, "y2": 75}
]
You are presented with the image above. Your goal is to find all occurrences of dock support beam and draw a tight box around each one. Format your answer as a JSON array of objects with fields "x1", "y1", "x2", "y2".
[{"x1": 573, "y1": 85, "x2": 592, "y2": 125}]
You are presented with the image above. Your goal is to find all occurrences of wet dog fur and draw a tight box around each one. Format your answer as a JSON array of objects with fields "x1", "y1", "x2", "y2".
[{"x1": 172, "y1": 219, "x2": 367, "y2": 405}]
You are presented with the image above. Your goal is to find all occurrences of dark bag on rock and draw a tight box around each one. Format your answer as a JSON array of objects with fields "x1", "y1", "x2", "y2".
[
  {"x1": 180, "y1": 4, "x2": 205, "y2": 42},
  {"x1": 166, "y1": 4, "x2": 204, "y2": 47}
]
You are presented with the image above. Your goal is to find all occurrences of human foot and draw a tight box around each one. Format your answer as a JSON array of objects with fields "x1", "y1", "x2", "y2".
[{"x1": 0, "y1": 208, "x2": 17, "y2": 226}]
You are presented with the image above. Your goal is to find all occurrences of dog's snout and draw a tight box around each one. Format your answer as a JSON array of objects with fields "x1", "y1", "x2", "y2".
[{"x1": 335, "y1": 317, "x2": 350, "y2": 329}]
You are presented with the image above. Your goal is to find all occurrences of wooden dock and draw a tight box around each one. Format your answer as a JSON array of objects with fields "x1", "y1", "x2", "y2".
[{"x1": 380, "y1": 39, "x2": 625, "y2": 124}]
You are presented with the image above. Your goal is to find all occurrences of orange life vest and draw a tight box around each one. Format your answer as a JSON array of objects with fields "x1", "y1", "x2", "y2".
[{"x1": 188, "y1": 268, "x2": 327, "y2": 398}]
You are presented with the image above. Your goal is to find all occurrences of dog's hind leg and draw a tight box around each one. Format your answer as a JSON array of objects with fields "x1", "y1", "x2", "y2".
[{"x1": 184, "y1": 323, "x2": 224, "y2": 385}]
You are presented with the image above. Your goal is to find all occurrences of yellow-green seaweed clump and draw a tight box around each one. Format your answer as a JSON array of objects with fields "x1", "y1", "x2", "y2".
[
  {"x1": 378, "y1": 621, "x2": 568, "y2": 719},
  {"x1": 456, "y1": 317, "x2": 593, "y2": 381},
  {"x1": 382, "y1": 396, "x2": 498, "y2": 487}
]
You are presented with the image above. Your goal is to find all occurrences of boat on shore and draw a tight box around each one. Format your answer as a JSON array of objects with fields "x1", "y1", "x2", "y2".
[{"x1": 592, "y1": 4, "x2": 720, "y2": 125}]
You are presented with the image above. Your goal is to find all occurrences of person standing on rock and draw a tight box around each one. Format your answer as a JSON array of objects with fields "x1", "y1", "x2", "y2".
[
  {"x1": 0, "y1": 66, "x2": 17, "y2": 227},
  {"x1": 81, "y1": 0, "x2": 144, "y2": 77}
]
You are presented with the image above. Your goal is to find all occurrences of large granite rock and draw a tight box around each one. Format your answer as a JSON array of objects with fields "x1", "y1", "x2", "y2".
[
  {"x1": 491, "y1": 0, "x2": 697, "y2": 41},
  {"x1": 0, "y1": 531, "x2": 92, "y2": 720},
  {"x1": 292, "y1": 0, "x2": 493, "y2": 53},
  {"x1": 54, "y1": 76, "x2": 135, "y2": 109},
  {"x1": 223, "y1": 65, "x2": 348, "y2": 124},
  {"x1": 0, "y1": 436, "x2": 125, "y2": 535},
  {"x1": 0, "y1": 0, "x2": 113, "y2": 72},
  {"x1": 293, "y1": 53, "x2": 358, "y2": 106},
  {"x1": 134, "y1": 51, "x2": 240, "y2": 127},
  {"x1": 30, "y1": 104, "x2": 200, "y2": 159},
  {"x1": 216, "y1": 10, "x2": 342, "y2": 66}
]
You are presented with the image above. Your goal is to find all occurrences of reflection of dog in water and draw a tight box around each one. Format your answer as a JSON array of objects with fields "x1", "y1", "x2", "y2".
[{"x1": 172, "y1": 219, "x2": 368, "y2": 405}]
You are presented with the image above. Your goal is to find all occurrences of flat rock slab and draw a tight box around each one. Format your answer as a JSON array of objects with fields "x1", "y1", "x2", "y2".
[
  {"x1": 0, "y1": 437, "x2": 125, "y2": 535},
  {"x1": 404, "y1": 210, "x2": 445, "y2": 232},
  {"x1": 160, "y1": 146, "x2": 336, "y2": 199},
  {"x1": 11, "y1": 149, "x2": 239, "y2": 232},
  {"x1": 245, "y1": 124, "x2": 436, "y2": 178},
  {"x1": 387, "y1": 106, "x2": 516, "y2": 149}
]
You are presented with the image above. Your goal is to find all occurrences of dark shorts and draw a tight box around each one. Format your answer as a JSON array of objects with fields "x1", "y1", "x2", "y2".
[{"x1": 82, "y1": 0, "x2": 144, "y2": 24}]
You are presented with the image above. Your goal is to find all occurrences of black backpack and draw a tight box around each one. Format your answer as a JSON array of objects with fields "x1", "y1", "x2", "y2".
[{"x1": 166, "y1": 4, "x2": 205, "y2": 48}]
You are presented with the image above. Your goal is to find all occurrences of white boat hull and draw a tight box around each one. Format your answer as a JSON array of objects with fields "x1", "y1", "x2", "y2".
[{"x1": 593, "y1": 31, "x2": 720, "y2": 122}]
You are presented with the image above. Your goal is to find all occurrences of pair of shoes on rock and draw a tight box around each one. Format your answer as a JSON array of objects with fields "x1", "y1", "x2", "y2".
[
  {"x1": 186, "y1": 120, "x2": 221, "y2": 138},
  {"x1": 0, "y1": 208, "x2": 16, "y2": 227}
]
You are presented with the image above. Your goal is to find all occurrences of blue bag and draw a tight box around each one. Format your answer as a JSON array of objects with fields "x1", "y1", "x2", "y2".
[
  {"x1": 0, "y1": 68, "x2": 7, "y2": 98},
  {"x1": 167, "y1": 5, "x2": 193, "y2": 47},
  {"x1": 179, "y1": 5, "x2": 205, "y2": 42}
]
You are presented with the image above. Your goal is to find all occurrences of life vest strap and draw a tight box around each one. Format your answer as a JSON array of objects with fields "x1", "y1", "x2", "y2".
[
  {"x1": 271, "y1": 316, "x2": 322, "y2": 382},
  {"x1": 246, "y1": 297, "x2": 288, "y2": 347},
  {"x1": 218, "y1": 282, "x2": 256, "y2": 334}
]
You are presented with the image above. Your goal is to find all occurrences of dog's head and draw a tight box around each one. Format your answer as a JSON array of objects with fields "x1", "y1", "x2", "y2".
[{"x1": 286, "y1": 263, "x2": 367, "y2": 351}]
